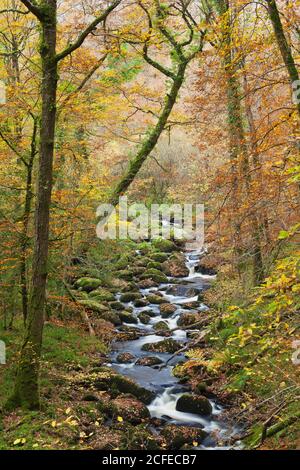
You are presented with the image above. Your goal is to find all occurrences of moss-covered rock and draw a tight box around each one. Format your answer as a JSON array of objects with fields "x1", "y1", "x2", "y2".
[
  {"x1": 177, "y1": 312, "x2": 201, "y2": 328},
  {"x1": 159, "y1": 303, "x2": 177, "y2": 317},
  {"x1": 75, "y1": 277, "x2": 102, "y2": 292},
  {"x1": 141, "y1": 269, "x2": 168, "y2": 284},
  {"x1": 135, "y1": 356, "x2": 163, "y2": 367},
  {"x1": 141, "y1": 338, "x2": 182, "y2": 354},
  {"x1": 153, "y1": 321, "x2": 170, "y2": 332},
  {"x1": 117, "y1": 352, "x2": 136, "y2": 363},
  {"x1": 147, "y1": 261, "x2": 163, "y2": 271},
  {"x1": 137, "y1": 313, "x2": 151, "y2": 324},
  {"x1": 153, "y1": 238, "x2": 178, "y2": 253},
  {"x1": 161, "y1": 425, "x2": 207, "y2": 449},
  {"x1": 150, "y1": 252, "x2": 169, "y2": 263},
  {"x1": 77, "y1": 299, "x2": 109, "y2": 313},
  {"x1": 111, "y1": 395, "x2": 150, "y2": 424},
  {"x1": 147, "y1": 294, "x2": 168, "y2": 305},
  {"x1": 134, "y1": 299, "x2": 149, "y2": 308},
  {"x1": 175, "y1": 394, "x2": 212, "y2": 416},
  {"x1": 119, "y1": 292, "x2": 142, "y2": 303},
  {"x1": 89, "y1": 288, "x2": 115, "y2": 302},
  {"x1": 117, "y1": 270, "x2": 134, "y2": 281},
  {"x1": 162, "y1": 253, "x2": 189, "y2": 277},
  {"x1": 100, "y1": 311, "x2": 121, "y2": 326},
  {"x1": 109, "y1": 301, "x2": 124, "y2": 311},
  {"x1": 119, "y1": 311, "x2": 138, "y2": 324}
]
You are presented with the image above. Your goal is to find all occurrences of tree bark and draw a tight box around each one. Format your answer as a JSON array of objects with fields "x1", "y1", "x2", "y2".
[{"x1": 266, "y1": 0, "x2": 300, "y2": 119}]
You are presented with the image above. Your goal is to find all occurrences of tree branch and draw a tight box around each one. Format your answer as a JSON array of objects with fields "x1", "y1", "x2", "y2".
[{"x1": 55, "y1": 0, "x2": 121, "y2": 62}]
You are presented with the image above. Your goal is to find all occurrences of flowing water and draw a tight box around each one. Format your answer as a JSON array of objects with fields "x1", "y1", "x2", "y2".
[{"x1": 108, "y1": 247, "x2": 239, "y2": 449}]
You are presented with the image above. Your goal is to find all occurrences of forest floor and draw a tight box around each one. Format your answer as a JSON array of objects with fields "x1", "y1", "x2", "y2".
[{"x1": 0, "y1": 239, "x2": 299, "y2": 450}]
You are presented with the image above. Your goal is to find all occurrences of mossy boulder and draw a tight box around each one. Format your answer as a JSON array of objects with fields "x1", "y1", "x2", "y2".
[
  {"x1": 141, "y1": 338, "x2": 182, "y2": 354},
  {"x1": 111, "y1": 395, "x2": 150, "y2": 424},
  {"x1": 150, "y1": 252, "x2": 169, "y2": 263},
  {"x1": 119, "y1": 311, "x2": 138, "y2": 324},
  {"x1": 147, "y1": 294, "x2": 168, "y2": 305},
  {"x1": 137, "y1": 279, "x2": 158, "y2": 289},
  {"x1": 162, "y1": 253, "x2": 189, "y2": 278},
  {"x1": 100, "y1": 311, "x2": 121, "y2": 326},
  {"x1": 153, "y1": 238, "x2": 178, "y2": 253},
  {"x1": 117, "y1": 352, "x2": 136, "y2": 364},
  {"x1": 109, "y1": 301, "x2": 124, "y2": 311},
  {"x1": 75, "y1": 277, "x2": 102, "y2": 292},
  {"x1": 117, "y1": 270, "x2": 134, "y2": 281},
  {"x1": 89, "y1": 288, "x2": 115, "y2": 302},
  {"x1": 175, "y1": 394, "x2": 212, "y2": 416},
  {"x1": 153, "y1": 321, "x2": 170, "y2": 332},
  {"x1": 159, "y1": 303, "x2": 177, "y2": 318},
  {"x1": 161, "y1": 425, "x2": 207, "y2": 449},
  {"x1": 147, "y1": 261, "x2": 163, "y2": 271},
  {"x1": 119, "y1": 292, "x2": 142, "y2": 303},
  {"x1": 138, "y1": 312, "x2": 151, "y2": 324},
  {"x1": 77, "y1": 299, "x2": 109, "y2": 313},
  {"x1": 177, "y1": 312, "x2": 201, "y2": 328},
  {"x1": 134, "y1": 299, "x2": 149, "y2": 308},
  {"x1": 141, "y1": 269, "x2": 168, "y2": 284},
  {"x1": 136, "y1": 356, "x2": 163, "y2": 367}
]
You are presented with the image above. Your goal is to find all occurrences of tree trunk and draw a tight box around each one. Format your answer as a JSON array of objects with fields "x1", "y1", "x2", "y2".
[
  {"x1": 266, "y1": 0, "x2": 300, "y2": 119},
  {"x1": 7, "y1": 1, "x2": 58, "y2": 410}
]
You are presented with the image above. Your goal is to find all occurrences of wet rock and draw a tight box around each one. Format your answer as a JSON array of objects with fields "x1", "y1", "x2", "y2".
[
  {"x1": 175, "y1": 394, "x2": 212, "y2": 416},
  {"x1": 147, "y1": 261, "x2": 163, "y2": 271},
  {"x1": 141, "y1": 269, "x2": 168, "y2": 284},
  {"x1": 119, "y1": 311, "x2": 138, "y2": 324},
  {"x1": 138, "y1": 312, "x2": 151, "y2": 324},
  {"x1": 119, "y1": 292, "x2": 142, "y2": 303},
  {"x1": 166, "y1": 285, "x2": 200, "y2": 297},
  {"x1": 100, "y1": 311, "x2": 122, "y2": 326},
  {"x1": 152, "y1": 238, "x2": 178, "y2": 253},
  {"x1": 134, "y1": 299, "x2": 149, "y2": 308},
  {"x1": 162, "y1": 253, "x2": 189, "y2": 277},
  {"x1": 183, "y1": 301, "x2": 200, "y2": 310},
  {"x1": 74, "y1": 277, "x2": 102, "y2": 292},
  {"x1": 161, "y1": 424, "x2": 207, "y2": 449},
  {"x1": 141, "y1": 338, "x2": 182, "y2": 354},
  {"x1": 117, "y1": 352, "x2": 136, "y2": 363},
  {"x1": 77, "y1": 299, "x2": 109, "y2": 313},
  {"x1": 89, "y1": 288, "x2": 115, "y2": 302},
  {"x1": 109, "y1": 301, "x2": 124, "y2": 311},
  {"x1": 117, "y1": 326, "x2": 144, "y2": 341},
  {"x1": 110, "y1": 278, "x2": 132, "y2": 292},
  {"x1": 117, "y1": 269, "x2": 134, "y2": 281},
  {"x1": 159, "y1": 303, "x2": 177, "y2": 317},
  {"x1": 132, "y1": 266, "x2": 146, "y2": 276},
  {"x1": 150, "y1": 252, "x2": 169, "y2": 263},
  {"x1": 137, "y1": 279, "x2": 158, "y2": 289},
  {"x1": 177, "y1": 312, "x2": 201, "y2": 328},
  {"x1": 111, "y1": 395, "x2": 150, "y2": 424},
  {"x1": 84, "y1": 368, "x2": 155, "y2": 404},
  {"x1": 153, "y1": 321, "x2": 170, "y2": 332},
  {"x1": 147, "y1": 294, "x2": 168, "y2": 305},
  {"x1": 136, "y1": 356, "x2": 163, "y2": 367}
]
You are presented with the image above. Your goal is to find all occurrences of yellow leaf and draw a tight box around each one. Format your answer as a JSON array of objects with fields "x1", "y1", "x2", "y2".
[
  {"x1": 117, "y1": 416, "x2": 123, "y2": 422},
  {"x1": 65, "y1": 407, "x2": 71, "y2": 415},
  {"x1": 51, "y1": 420, "x2": 57, "y2": 428},
  {"x1": 192, "y1": 441, "x2": 198, "y2": 447}
]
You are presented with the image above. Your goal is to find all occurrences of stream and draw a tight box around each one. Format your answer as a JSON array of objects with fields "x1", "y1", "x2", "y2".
[{"x1": 107, "y1": 246, "x2": 239, "y2": 449}]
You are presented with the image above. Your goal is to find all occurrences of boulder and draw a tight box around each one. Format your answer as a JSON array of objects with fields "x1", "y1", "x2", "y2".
[
  {"x1": 77, "y1": 299, "x2": 109, "y2": 313},
  {"x1": 134, "y1": 299, "x2": 149, "y2": 308},
  {"x1": 119, "y1": 311, "x2": 138, "y2": 324},
  {"x1": 75, "y1": 277, "x2": 102, "y2": 292},
  {"x1": 177, "y1": 312, "x2": 201, "y2": 328},
  {"x1": 117, "y1": 270, "x2": 134, "y2": 281},
  {"x1": 175, "y1": 394, "x2": 212, "y2": 416},
  {"x1": 147, "y1": 294, "x2": 168, "y2": 305},
  {"x1": 153, "y1": 321, "x2": 170, "y2": 332},
  {"x1": 136, "y1": 356, "x2": 163, "y2": 367},
  {"x1": 100, "y1": 311, "x2": 121, "y2": 326},
  {"x1": 161, "y1": 424, "x2": 207, "y2": 449},
  {"x1": 138, "y1": 312, "x2": 151, "y2": 324},
  {"x1": 159, "y1": 303, "x2": 177, "y2": 317},
  {"x1": 141, "y1": 269, "x2": 168, "y2": 284},
  {"x1": 109, "y1": 301, "x2": 124, "y2": 311},
  {"x1": 141, "y1": 338, "x2": 182, "y2": 354},
  {"x1": 150, "y1": 252, "x2": 169, "y2": 263},
  {"x1": 147, "y1": 261, "x2": 163, "y2": 271},
  {"x1": 111, "y1": 395, "x2": 150, "y2": 424},
  {"x1": 89, "y1": 288, "x2": 115, "y2": 302},
  {"x1": 119, "y1": 292, "x2": 142, "y2": 303},
  {"x1": 117, "y1": 352, "x2": 136, "y2": 363},
  {"x1": 162, "y1": 253, "x2": 189, "y2": 278},
  {"x1": 152, "y1": 238, "x2": 178, "y2": 253},
  {"x1": 137, "y1": 279, "x2": 158, "y2": 289}
]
